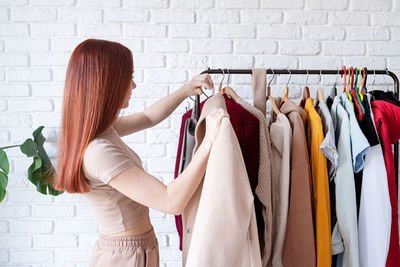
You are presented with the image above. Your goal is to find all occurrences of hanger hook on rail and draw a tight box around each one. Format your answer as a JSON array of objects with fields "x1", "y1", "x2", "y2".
[
  {"x1": 304, "y1": 69, "x2": 309, "y2": 86},
  {"x1": 372, "y1": 70, "x2": 376, "y2": 86},
  {"x1": 227, "y1": 69, "x2": 231, "y2": 86},
  {"x1": 219, "y1": 68, "x2": 226, "y2": 84},
  {"x1": 285, "y1": 68, "x2": 291, "y2": 87},
  {"x1": 320, "y1": 70, "x2": 323, "y2": 87},
  {"x1": 267, "y1": 68, "x2": 276, "y2": 88},
  {"x1": 334, "y1": 69, "x2": 340, "y2": 86}
]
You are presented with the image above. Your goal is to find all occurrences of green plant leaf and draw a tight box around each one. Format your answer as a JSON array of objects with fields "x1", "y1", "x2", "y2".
[
  {"x1": 0, "y1": 125, "x2": 64, "y2": 203},
  {"x1": 32, "y1": 156, "x2": 42, "y2": 171},
  {"x1": 20, "y1": 139, "x2": 37, "y2": 157},
  {"x1": 0, "y1": 171, "x2": 7, "y2": 188},
  {"x1": 20, "y1": 126, "x2": 64, "y2": 197},
  {"x1": 32, "y1": 126, "x2": 46, "y2": 147},
  {"x1": 0, "y1": 149, "x2": 9, "y2": 174},
  {"x1": 0, "y1": 171, "x2": 8, "y2": 202}
]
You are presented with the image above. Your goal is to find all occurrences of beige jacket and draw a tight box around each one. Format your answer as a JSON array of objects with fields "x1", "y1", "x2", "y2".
[
  {"x1": 269, "y1": 102, "x2": 292, "y2": 267},
  {"x1": 280, "y1": 100, "x2": 316, "y2": 267},
  {"x1": 182, "y1": 93, "x2": 262, "y2": 267}
]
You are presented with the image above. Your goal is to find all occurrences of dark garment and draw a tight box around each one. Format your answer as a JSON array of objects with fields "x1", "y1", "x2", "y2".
[
  {"x1": 354, "y1": 171, "x2": 363, "y2": 219},
  {"x1": 220, "y1": 94, "x2": 263, "y2": 253},
  {"x1": 174, "y1": 94, "x2": 262, "y2": 252},
  {"x1": 370, "y1": 90, "x2": 400, "y2": 107},
  {"x1": 326, "y1": 85, "x2": 338, "y2": 111},
  {"x1": 371, "y1": 100, "x2": 400, "y2": 267},
  {"x1": 355, "y1": 96, "x2": 379, "y2": 146},
  {"x1": 174, "y1": 99, "x2": 209, "y2": 251}
]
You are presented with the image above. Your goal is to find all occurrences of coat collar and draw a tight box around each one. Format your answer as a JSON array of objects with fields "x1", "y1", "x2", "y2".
[{"x1": 280, "y1": 99, "x2": 307, "y2": 124}]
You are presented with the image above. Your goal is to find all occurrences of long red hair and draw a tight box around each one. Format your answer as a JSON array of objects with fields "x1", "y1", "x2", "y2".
[{"x1": 53, "y1": 39, "x2": 133, "y2": 193}]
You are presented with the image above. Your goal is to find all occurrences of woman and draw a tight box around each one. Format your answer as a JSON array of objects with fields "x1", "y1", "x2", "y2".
[{"x1": 53, "y1": 39, "x2": 228, "y2": 266}]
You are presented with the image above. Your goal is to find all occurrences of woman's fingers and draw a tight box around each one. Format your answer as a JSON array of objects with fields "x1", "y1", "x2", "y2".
[{"x1": 198, "y1": 74, "x2": 213, "y2": 89}]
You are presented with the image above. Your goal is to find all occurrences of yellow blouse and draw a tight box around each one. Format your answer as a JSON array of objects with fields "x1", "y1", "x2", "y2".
[{"x1": 304, "y1": 98, "x2": 332, "y2": 267}]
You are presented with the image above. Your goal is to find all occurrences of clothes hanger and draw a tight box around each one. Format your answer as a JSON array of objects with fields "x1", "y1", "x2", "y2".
[
  {"x1": 352, "y1": 67, "x2": 365, "y2": 120},
  {"x1": 361, "y1": 67, "x2": 368, "y2": 94},
  {"x1": 300, "y1": 69, "x2": 311, "y2": 107},
  {"x1": 302, "y1": 69, "x2": 310, "y2": 103},
  {"x1": 316, "y1": 70, "x2": 324, "y2": 105},
  {"x1": 350, "y1": 67, "x2": 363, "y2": 119},
  {"x1": 266, "y1": 68, "x2": 275, "y2": 102},
  {"x1": 221, "y1": 69, "x2": 239, "y2": 101},
  {"x1": 283, "y1": 68, "x2": 291, "y2": 102},
  {"x1": 354, "y1": 67, "x2": 365, "y2": 113},
  {"x1": 341, "y1": 65, "x2": 347, "y2": 95},
  {"x1": 267, "y1": 69, "x2": 280, "y2": 114},
  {"x1": 346, "y1": 67, "x2": 353, "y2": 103},
  {"x1": 269, "y1": 95, "x2": 281, "y2": 115},
  {"x1": 357, "y1": 67, "x2": 364, "y2": 101},
  {"x1": 330, "y1": 69, "x2": 339, "y2": 98},
  {"x1": 216, "y1": 68, "x2": 225, "y2": 94}
]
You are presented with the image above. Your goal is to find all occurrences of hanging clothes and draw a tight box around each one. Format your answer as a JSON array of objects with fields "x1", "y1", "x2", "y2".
[
  {"x1": 174, "y1": 93, "x2": 261, "y2": 255},
  {"x1": 269, "y1": 99, "x2": 292, "y2": 267},
  {"x1": 183, "y1": 93, "x2": 261, "y2": 267},
  {"x1": 280, "y1": 100, "x2": 316, "y2": 267},
  {"x1": 219, "y1": 94, "x2": 263, "y2": 253},
  {"x1": 352, "y1": 94, "x2": 381, "y2": 222},
  {"x1": 317, "y1": 99, "x2": 339, "y2": 267},
  {"x1": 358, "y1": 94, "x2": 391, "y2": 267},
  {"x1": 173, "y1": 98, "x2": 209, "y2": 251},
  {"x1": 371, "y1": 100, "x2": 400, "y2": 267},
  {"x1": 317, "y1": 100, "x2": 338, "y2": 181},
  {"x1": 236, "y1": 95, "x2": 273, "y2": 267},
  {"x1": 326, "y1": 87, "x2": 339, "y2": 267},
  {"x1": 330, "y1": 95, "x2": 359, "y2": 267},
  {"x1": 303, "y1": 97, "x2": 331, "y2": 267},
  {"x1": 370, "y1": 90, "x2": 400, "y2": 107},
  {"x1": 341, "y1": 94, "x2": 370, "y2": 223}
]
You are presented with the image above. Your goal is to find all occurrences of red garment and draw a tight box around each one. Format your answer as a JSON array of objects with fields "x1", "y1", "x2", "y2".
[
  {"x1": 371, "y1": 100, "x2": 400, "y2": 267},
  {"x1": 174, "y1": 94, "x2": 261, "y2": 251}
]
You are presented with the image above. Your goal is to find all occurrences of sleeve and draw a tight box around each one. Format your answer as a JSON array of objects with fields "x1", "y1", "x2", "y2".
[{"x1": 83, "y1": 140, "x2": 134, "y2": 184}]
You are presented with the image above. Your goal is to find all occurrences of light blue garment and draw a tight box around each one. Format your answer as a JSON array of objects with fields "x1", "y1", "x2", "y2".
[
  {"x1": 330, "y1": 96, "x2": 360, "y2": 267},
  {"x1": 340, "y1": 93, "x2": 370, "y2": 173},
  {"x1": 318, "y1": 101, "x2": 338, "y2": 181}
]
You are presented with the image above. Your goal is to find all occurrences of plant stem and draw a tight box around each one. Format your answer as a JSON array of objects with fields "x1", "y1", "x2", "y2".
[{"x1": 0, "y1": 145, "x2": 21, "y2": 150}]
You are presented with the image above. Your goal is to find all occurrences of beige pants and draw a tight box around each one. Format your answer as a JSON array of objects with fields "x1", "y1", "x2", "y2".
[{"x1": 89, "y1": 227, "x2": 159, "y2": 267}]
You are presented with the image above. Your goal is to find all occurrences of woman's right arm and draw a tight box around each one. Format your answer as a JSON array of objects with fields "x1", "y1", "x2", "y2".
[
  {"x1": 108, "y1": 107, "x2": 227, "y2": 215},
  {"x1": 108, "y1": 139, "x2": 212, "y2": 215}
]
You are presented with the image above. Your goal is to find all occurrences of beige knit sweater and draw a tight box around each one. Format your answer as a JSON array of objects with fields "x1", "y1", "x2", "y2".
[{"x1": 235, "y1": 96, "x2": 273, "y2": 267}]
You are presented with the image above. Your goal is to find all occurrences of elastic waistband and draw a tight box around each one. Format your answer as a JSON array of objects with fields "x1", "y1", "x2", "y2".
[{"x1": 97, "y1": 227, "x2": 157, "y2": 249}]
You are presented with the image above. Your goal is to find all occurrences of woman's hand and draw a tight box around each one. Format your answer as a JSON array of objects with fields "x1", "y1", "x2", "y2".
[
  {"x1": 183, "y1": 73, "x2": 214, "y2": 97},
  {"x1": 203, "y1": 107, "x2": 229, "y2": 145}
]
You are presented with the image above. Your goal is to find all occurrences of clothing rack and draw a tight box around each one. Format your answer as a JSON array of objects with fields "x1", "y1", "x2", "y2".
[{"x1": 196, "y1": 68, "x2": 400, "y2": 183}]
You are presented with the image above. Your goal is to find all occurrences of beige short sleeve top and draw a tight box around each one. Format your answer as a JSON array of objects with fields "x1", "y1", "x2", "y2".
[{"x1": 82, "y1": 125, "x2": 149, "y2": 235}]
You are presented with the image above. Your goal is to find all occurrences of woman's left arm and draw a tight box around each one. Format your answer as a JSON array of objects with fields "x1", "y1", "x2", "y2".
[{"x1": 114, "y1": 74, "x2": 214, "y2": 137}]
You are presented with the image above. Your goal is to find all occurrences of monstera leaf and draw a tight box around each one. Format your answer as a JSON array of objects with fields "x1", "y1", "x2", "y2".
[
  {"x1": 0, "y1": 126, "x2": 64, "y2": 202},
  {"x1": 19, "y1": 126, "x2": 64, "y2": 196},
  {"x1": 0, "y1": 148, "x2": 9, "y2": 202}
]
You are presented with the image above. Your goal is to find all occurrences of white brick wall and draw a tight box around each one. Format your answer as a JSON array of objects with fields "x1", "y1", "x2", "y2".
[{"x1": 0, "y1": 0, "x2": 400, "y2": 266}]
